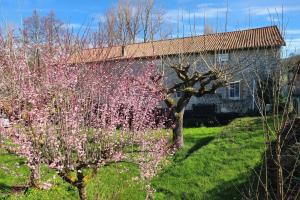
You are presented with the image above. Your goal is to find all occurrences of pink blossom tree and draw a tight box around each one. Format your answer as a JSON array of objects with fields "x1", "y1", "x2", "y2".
[{"x1": 0, "y1": 35, "x2": 171, "y2": 199}]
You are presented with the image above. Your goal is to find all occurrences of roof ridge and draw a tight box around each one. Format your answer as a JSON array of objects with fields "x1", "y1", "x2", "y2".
[
  {"x1": 69, "y1": 25, "x2": 285, "y2": 63},
  {"x1": 126, "y1": 25, "x2": 279, "y2": 46},
  {"x1": 82, "y1": 26, "x2": 279, "y2": 51}
]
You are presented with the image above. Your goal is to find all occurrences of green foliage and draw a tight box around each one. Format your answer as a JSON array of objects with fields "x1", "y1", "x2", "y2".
[{"x1": 0, "y1": 117, "x2": 265, "y2": 200}]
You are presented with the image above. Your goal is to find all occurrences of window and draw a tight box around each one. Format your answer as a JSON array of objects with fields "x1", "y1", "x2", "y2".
[
  {"x1": 176, "y1": 91, "x2": 183, "y2": 98},
  {"x1": 293, "y1": 99, "x2": 299, "y2": 115},
  {"x1": 216, "y1": 87, "x2": 226, "y2": 99},
  {"x1": 229, "y1": 81, "x2": 240, "y2": 100},
  {"x1": 218, "y1": 53, "x2": 229, "y2": 63}
]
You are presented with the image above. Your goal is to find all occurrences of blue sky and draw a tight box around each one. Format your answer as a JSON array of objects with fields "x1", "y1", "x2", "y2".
[{"x1": 0, "y1": 0, "x2": 300, "y2": 56}]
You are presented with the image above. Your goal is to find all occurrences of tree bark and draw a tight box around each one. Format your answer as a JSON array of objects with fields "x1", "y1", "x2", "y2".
[
  {"x1": 78, "y1": 184, "x2": 87, "y2": 200},
  {"x1": 58, "y1": 170, "x2": 88, "y2": 200},
  {"x1": 173, "y1": 108, "x2": 185, "y2": 148},
  {"x1": 275, "y1": 137, "x2": 284, "y2": 200},
  {"x1": 29, "y1": 165, "x2": 40, "y2": 188},
  {"x1": 76, "y1": 170, "x2": 87, "y2": 200}
]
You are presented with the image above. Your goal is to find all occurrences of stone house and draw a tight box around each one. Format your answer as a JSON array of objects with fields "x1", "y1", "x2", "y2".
[
  {"x1": 70, "y1": 26, "x2": 285, "y2": 114},
  {"x1": 291, "y1": 66, "x2": 300, "y2": 116},
  {"x1": 284, "y1": 55, "x2": 300, "y2": 117},
  {"x1": 293, "y1": 76, "x2": 300, "y2": 116}
]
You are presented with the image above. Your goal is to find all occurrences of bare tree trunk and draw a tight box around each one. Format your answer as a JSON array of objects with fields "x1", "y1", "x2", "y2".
[
  {"x1": 76, "y1": 170, "x2": 87, "y2": 200},
  {"x1": 58, "y1": 170, "x2": 87, "y2": 200},
  {"x1": 78, "y1": 184, "x2": 87, "y2": 200},
  {"x1": 29, "y1": 165, "x2": 40, "y2": 188},
  {"x1": 173, "y1": 108, "x2": 185, "y2": 148},
  {"x1": 275, "y1": 136, "x2": 284, "y2": 200},
  {"x1": 276, "y1": 160, "x2": 284, "y2": 200}
]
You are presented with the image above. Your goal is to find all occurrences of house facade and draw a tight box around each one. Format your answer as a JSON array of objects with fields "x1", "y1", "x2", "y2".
[
  {"x1": 70, "y1": 26, "x2": 285, "y2": 114},
  {"x1": 160, "y1": 47, "x2": 281, "y2": 113},
  {"x1": 292, "y1": 68, "x2": 300, "y2": 116}
]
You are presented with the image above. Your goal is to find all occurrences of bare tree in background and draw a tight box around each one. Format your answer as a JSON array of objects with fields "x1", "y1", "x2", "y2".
[
  {"x1": 140, "y1": 0, "x2": 164, "y2": 42},
  {"x1": 162, "y1": 51, "x2": 234, "y2": 148},
  {"x1": 23, "y1": 10, "x2": 64, "y2": 49},
  {"x1": 101, "y1": 0, "x2": 138, "y2": 45},
  {"x1": 159, "y1": 13, "x2": 235, "y2": 148},
  {"x1": 226, "y1": 9, "x2": 300, "y2": 198},
  {"x1": 43, "y1": 11, "x2": 64, "y2": 54},
  {"x1": 22, "y1": 10, "x2": 65, "y2": 72},
  {"x1": 22, "y1": 10, "x2": 44, "y2": 46},
  {"x1": 203, "y1": 14, "x2": 215, "y2": 35},
  {"x1": 100, "y1": 0, "x2": 164, "y2": 46},
  {"x1": 245, "y1": 53, "x2": 300, "y2": 200},
  {"x1": 203, "y1": 24, "x2": 215, "y2": 35}
]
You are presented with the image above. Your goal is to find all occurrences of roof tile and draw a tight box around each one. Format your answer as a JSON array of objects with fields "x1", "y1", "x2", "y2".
[{"x1": 69, "y1": 26, "x2": 285, "y2": 63}]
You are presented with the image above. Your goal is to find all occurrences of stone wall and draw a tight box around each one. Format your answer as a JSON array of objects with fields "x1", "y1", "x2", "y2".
[
  {"x1": 294, "y1": 73, "x2": 300, "y2": 96},
  {"x1": 110, "y1": 47, "x2": 281, "y2": 114},
  {"x1": 159, "y1": 47, "x2": 281, "y2": 114}
]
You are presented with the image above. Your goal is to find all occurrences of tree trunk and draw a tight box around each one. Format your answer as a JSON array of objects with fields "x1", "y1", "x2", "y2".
[
  {"x1": 276, "y1": 163, "x2": 284, "y2": 200},
  {"x1": 76, "y1": 171, "x2": 87, "y2": 200},
  {"x1": 78, "y1": 184, "x2": 87, "y2": 200},
  {"x1": 173, "y1": 108, "x2": 184, "y2": 148},
  {"x1": 275, "y1": 138, "x2": 284, "y2": 200},
  {"x1": 29, "y1": 165, "x2": 40, "y2": 188}
]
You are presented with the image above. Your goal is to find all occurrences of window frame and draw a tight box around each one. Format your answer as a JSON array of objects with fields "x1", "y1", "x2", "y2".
[
  {"x1": 228, "y1": 81, "x2": 241, "y2": 100},
  {"x1": 218, "y1": 53, "x2": 229, "y2": 63},
  {"x1": 176, "y1": 91, "x2": 183, "y2": 98}
]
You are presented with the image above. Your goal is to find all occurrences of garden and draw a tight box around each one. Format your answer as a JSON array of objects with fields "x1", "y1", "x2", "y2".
[
  {"x1": 1, "y1": 117, "x2": 266, "y2": 200},
  {"x1": 0, "y1": 1, "x2": 299, "y2": 199}
]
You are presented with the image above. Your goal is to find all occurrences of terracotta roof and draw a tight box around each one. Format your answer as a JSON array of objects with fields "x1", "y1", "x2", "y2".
[
  {"x1": 69, "y1": 46, "x2": 123, "y2": 63},
  {"x1": 69, "y1": 26, "x2": 285, "y2": 63}
]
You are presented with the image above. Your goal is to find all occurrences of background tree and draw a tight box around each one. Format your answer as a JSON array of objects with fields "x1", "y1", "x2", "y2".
[
  {"x1": 22, "y1": 10, "x2": 64, "y2": 47},
  {"x1": 22, "y1": 10, "x2": 65, "y2": 65},
  {"x1": 140, "y1": 0, "x2": 164, "y2": 42},
  {"x1": 227, "y1": 12, "x2": 299, "y2": 197},
  {"x1": 100, "y1": 0, "x2": 164, "y2": 46},
  {"x1": 244, "y1": 52, "x2": 300, "y2": 200},
  {"x1": 162, "y1": 52, "x2": 232, "y2": 148}
]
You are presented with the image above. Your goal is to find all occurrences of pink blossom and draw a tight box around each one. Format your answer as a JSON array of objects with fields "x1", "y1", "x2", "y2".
[{"x1": 0, "y1": 31, "x2": 173, "y2": 196}]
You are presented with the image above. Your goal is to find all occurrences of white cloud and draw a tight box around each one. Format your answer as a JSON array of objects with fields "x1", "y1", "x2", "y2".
[
  {"x1": 286, "y1": 38, "x2": 300, "y2": 47},
  {"x1": 249, "y1": 5, "x2": 300, "y2": 16},
  {"x1": 286, "y1": 30, "x2": 300, "y2": 35},
  {"x1": 266, "y1": 15, "x2": 281, "y2": 22},
  {"x1": 165, "y1": 6, "x2": 227, "y2": 23},
  {"x1": 62, "y1": 23, "x2": 82, "y2": 29},
  {"x1": 250, "y1": 6, "x2": 283, "y2": 16},
  {"x1": 197, "y1": 3, "x2": 216, "y2": 9},
  {"x1": 200, "y1": 7, "x2": 228, "y2": 18},
  {"x1": 283, "y1": 38, "x2": 300, "y2": 56},
  {"x1": 98, "y1": 15, "x2": 106, "y2": 23},
  {"x1": 91, "y1": 13, "x2": 106, "y2": 23}
]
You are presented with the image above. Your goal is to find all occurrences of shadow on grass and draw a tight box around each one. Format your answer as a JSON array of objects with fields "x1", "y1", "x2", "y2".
[
  {"x1": 203, "y1": 176, "x2": 250, "y2": 200},
  {"x1": 183, "y1": 136, "x2": 214, "y2": 160},
  {"x1": 0, "y1": 183, "x2": 28, "y2": 194},
  {"x1": 154, "y1": 174, "x2": 251, "y2": 200},
  {"x1": 173, "y1": 136, "x2": 215, "y2": 163}
]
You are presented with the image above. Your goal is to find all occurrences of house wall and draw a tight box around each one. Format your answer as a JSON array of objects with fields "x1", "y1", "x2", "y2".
[
  {"x1": 293, "y1": 73, "x2": 300, "y2": 116},
  {"x1": 105, "y1": 47, "x2": 281, "y2": 114},
  {"x1": 158, "y1": 47, "x2": 281, "y2": 113},
  {"x1": 293, "y1": 97, "x2": 300, "y2": 116},
  {"x1": 294, "y1": 73, "x2": 300, "y2": 96}
]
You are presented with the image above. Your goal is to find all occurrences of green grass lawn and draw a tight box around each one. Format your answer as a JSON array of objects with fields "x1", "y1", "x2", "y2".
[{"x1": 0, "y1": 117, "x2": 265, "y2": 200}]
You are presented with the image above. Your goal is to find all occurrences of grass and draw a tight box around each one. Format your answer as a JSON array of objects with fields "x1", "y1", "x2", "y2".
[
  {"x1": 0, "y1": 117, "x2": 265, "y2": 200},
  {"x1": 153, "y1": 117, "x2": 265, "y2": 199}
]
